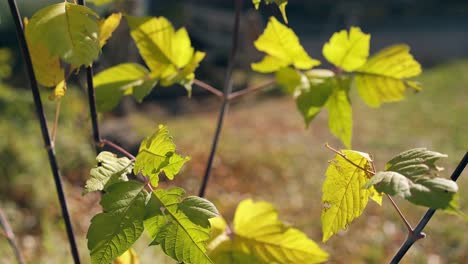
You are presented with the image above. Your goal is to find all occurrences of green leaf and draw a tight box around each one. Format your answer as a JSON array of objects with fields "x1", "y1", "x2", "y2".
[
  {"x1": 365, "y1": 171, "x2": 458, "y2": 209},
  {"x1": 126, "y1": 16, "x2": 204, "y2": 90},
  {"x1": 296, "y1": 76, "x2": 334, "y2": 126},
  {"x1": 326, "y1": 78, "x2": 352, "y2": 148},
  {"x1": 253, "y1": 0, "x2": 289, "y2": 23},
  {"x1": 144, "y1": 188, "x2": 218, "y2": 264},
  {"x1": 87, "y1": 181, "x2": 147, "y2": 264},
  {"x1": 385, "y1": 148, "x2": 447, "y2": 179},
  {"x1": 99, "y1": 13, "x2": 122, "y2": 48},
  {"x1": 94, "y1": 63, "x2": 157, "y2": 111},
  {"x1": 113, "y1": 248, "x2": 139, "y2": 264},
  {"x1": 251, "y1": 17, "x2": 320, "y2": 73},
  {"x1": 321, "y1": 150, "x2": 378, "y2": 242},
  {"x1": 216, "y1": 199, "x2": 329, "y2": 263},
  {"x1": 322, "y1": 27, "x2": 370, "y2": 72},
  {"x1": 275, "y1": 67, "x2": 302, "y2": 94},
  {"x1": 134, "y1": 125, "x2": 190, "y2": 187},
  {"x1": 83, "y1": 151, "x2": 133, "y2": 194},
  {"x1": 355, "y1": 44, "x2": 422, "y2": 107},
  {"x1": 25, "y1": 2, "x2": 100, "y2": 67}
]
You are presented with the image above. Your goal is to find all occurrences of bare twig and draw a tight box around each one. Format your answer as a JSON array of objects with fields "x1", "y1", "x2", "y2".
[
  {"x1": 386, "y1": 194, "x2": 413, "y2": 232},
  {"x1": 7, "y1": 1, "x2": 81, "y2": 263},
  {"x1": 51, "y1": 98, "x2": 62, "y2": 144},
  {"x1": 193, "y1": 79, "x2": 224, "y2": 98},
  {"x1": 324, "y1": 143, "x2": 375, "y2": 175},
  {"x1": 198, "y1": 0, "x2": 243, "y2": 197},
  {"x1": 100, "y1": 139, "x2": 136, "y2": 160},
  {"x1": 0, "y1": 208, "x2": 25, "y2": 264},
  {"x1": 228, "y1": 79, "x2": 276, "y2": 101},
  {"x1": 390, "y1": 151, "x2": 468, "y2": 263}
]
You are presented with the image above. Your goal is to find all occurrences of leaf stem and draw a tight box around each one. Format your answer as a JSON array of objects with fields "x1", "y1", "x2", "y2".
[
  {"x1": 390, "y1": 151, "x2": 468, "y2": 263},
  {"x1": 7, "y1": 1, "x2": 81, "y2": 263},
  {"x1": 324, "y1": 143, "x2": 375, "y2": 175},
  {"x1": 51, "y1": 98, "x2": 62, "y2": 144},
  {"x1": 227, "y1": 79, "x2": 276, "y2": 101},
  {"x1": 193, "y1": 79, "x2": 224, "y2": 98},
  {"x1": 198, "y1": 0, "x2": 243, "y2": 198},
  {"x1": 100, "y1": 139, "x2": 136, "y2": 160},
  {"x1": 0, "y1": 208, "x2": 25, "y2": 264},
  {"x1": 385, "y1": 194, "x2": 413, "y2": 232}
]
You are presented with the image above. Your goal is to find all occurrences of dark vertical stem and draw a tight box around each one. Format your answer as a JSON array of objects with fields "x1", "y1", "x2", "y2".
[
  {"x1": 7, "y1": 1, "x2": 81, "y2": 263},
  {"x1": 198, "y1": 0, "x2": 243, "y2": 197},
  {"x1": 390, "y1": 151, "x2": 468, "y2": 264},
  {"x1": 77, "y1": 0, "x2": 101, "y2": 151},
  {"x1": 0, "y1": 208, "x2": 25, "y2": 264}
]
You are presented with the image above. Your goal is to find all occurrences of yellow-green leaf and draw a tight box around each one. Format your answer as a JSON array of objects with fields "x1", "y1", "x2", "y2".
[
  {"x1": 113, "y1": 248, "x2": 139, "y2": 264},
  {"x1": 25, "y1": 2, "x2": 100, "y2": 67},
  {"x1": 134, "y1": 125, "x2": 190, "y2": 187},
  {"x1": 211, "y1": 199, "x2": 329, "y2": 263},
  {"x1": 251, "y1": 17, "x2": 320, "y2": 73},
  {"x1": 321, "y1": 150, "x2": 375, "y2": 242},
  {"x1": 322, "y1": 27, "x2": 370, "y2": 72},
  {"x1": 355, "y1": 44, "x2": 422, "y2": 107},
  {"x1": 326, "y1": 78, "x2": 352, "y2": 148},
  {"x1": 99, "y1": 13, "x2": 122, "y2": 48}
]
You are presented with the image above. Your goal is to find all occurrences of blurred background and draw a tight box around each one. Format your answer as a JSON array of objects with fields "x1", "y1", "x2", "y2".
[{"x1": 0, "y1": 0, "x2": 467, "y2": 263}]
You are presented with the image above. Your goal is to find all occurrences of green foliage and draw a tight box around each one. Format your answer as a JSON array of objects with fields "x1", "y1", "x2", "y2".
[
  {"x1": 0, "y1": 48, "x2": 13, "y2": 80},
  {"x1": 145, "y1": 188, "x2": 218, "y2": 264},
  {"x1": 134, "y1": 125, "x2": 190, "y2": 187},
  {"x1": 253, "y1": 0, "x2": 289, "y2": 23},
  {"x1": 209, "y1": 199, "x2": 329, "y2": 263},
  {"x1": 25, "y1": 2, "x2": 100, "y2": 67},
  {"x1": 93, "y1": 63, "x2": 157, "y2": 111},
  {"x1": 251, "y1": 17, "x2": 319, "y2": 73},
  {"x1": 325, "y1": 78, "x2": 352, "y2": 148},
  {"x1": 83, "y1": 151, "x2": 133, "y2": 194},
  {"x1": 385, "y1": 148, "x2": 447, "y2": 177},
  {"x1": 321, "y1": 150, "x2": 381, "y2": 242},
  {"x1": 87, "y1": 181, "x2": 147, "y2": 264}
]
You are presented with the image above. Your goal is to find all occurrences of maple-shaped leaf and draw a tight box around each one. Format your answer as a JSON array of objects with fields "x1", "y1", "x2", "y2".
[
  {"x1": 209, "y1": 199, "x2": 328, "y2": 263},
  {"x1": 83, "y1": 151, "x2": 133, "y2": 194},
  {"x1": 253, "y1": 0, "x2": 289, "y2": 23},
  {"x1": 25, "y1": 2, "x2": 100, "y2": 67},
  {"x1": 134, "y1": 125, "x2": 190, "y2": 187},
  {"x1": 251, "y1": 17, "x2": 320, "y2": 73},
  {"x1": 321, "y1": 150, "x2": 381, "y2": 242},
  {"x1": 322, "y1": 27, "x2": 370, "y2": 72},
  {"x1": 144, "y1": 188, "x2": 218, "y2": 264},
  {"x1": 87, "y1": 181, "x2": 147, "y2": 264},
  {"x1": 355, "y1": 44, "x2": 422, "y2": 107}
]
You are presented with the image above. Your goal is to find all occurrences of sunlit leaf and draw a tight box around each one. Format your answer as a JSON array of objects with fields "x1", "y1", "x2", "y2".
[
  {"x1": 326, "y1": 78, "x2": 352, "y2": 148},
  {"x1": 134, "y1": 125, "x2": 190, "y2": 187},
  {"x1": 355, "y1": 44, "x2": 422, "y2": 107},
  {"x1": 322, "y1": 27, "x2": 370, "y2": 72},
  {"x1": 321, "y1": 150, "x2": 377, "y2": 242},
  {"x1": 94, "y1": 63, "x2": 157, "y2": 111},
  {"x1": 99, "y1": 13, "x2": 122, "y2": 48},
  {"x1": 83, "y1": 151, "x2": 133, "y2": 194},
  {"x1": 113, "y1": 248, "x2": 139, "y2": 264},
  {"x1": 251, "y1": 17, "x2": 320, "y2": 73},
  {"x1": 145, "y1": 187, "x2": 218, "y2": 264},
  {"x1": 365, "y1": 171, "x2": 458, "y2": 209},
  {"x1": 209, "y1": 199, "x2": 328, "y2": 263},
  {"x1": 87, "y1": 182, "x2": 147, "y2": 264},
  {"x1": 25, "y1": 2, "x2": 100, "y2": 67},
  {"x1": 296, "y1": 76, "x2": 334, "y2": 126},
  {"x1": 253, "y1": 0, "x2": 289, "y2": 23}
]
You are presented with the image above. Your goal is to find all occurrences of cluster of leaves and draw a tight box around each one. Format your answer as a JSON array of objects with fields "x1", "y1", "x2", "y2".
[
  {"x1": 84, "y1": 125, "x2": 218, "y2": 264},
  {"x1": 252, "y1": 18, "x2": 422, "y2": 147},
  {"x1": 321, "y1": 147, "x2": 459, "y2": 242}
]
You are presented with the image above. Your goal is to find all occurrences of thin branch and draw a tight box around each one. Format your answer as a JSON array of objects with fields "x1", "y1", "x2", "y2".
[
  {"x1": 325, "y1": 143, "x2": 375, "y2": 175},
  {"x1": 390, "y1": 151, "x2": 468, "y2": 264},
  {"x1": 7, "y1": 1, "x2": 81, "y2": 263},
  {"x1": 228, "y1": 79, "x2": 276, "y2": 101},
  {"x1": 198, "y1": 0, "x2": 243, "y2": 197},
  {"x1": 51, "y1": 98, "x2": 62, "y2": 144},
  {"x1": 386, "y1": 194, "x2": 413, "y2": 232},
  {"x1": 193, "y1": 79, "x2": 224, "y2": 98},
  {"x1": 100, "y1": 139, "x2": 136, "y2": 160},
  {"x1": 0, "y1": 208, "x2": 25, "y2": 264}
]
